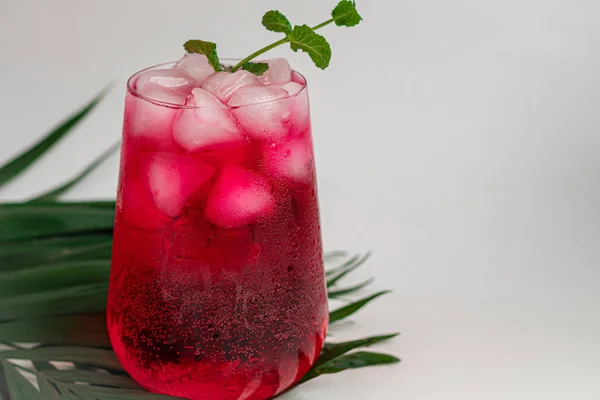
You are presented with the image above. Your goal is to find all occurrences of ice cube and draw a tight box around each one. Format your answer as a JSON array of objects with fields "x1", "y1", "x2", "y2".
[
  {"x1": 192, "y1": 87, "x2": 226, "y2": 107},
  {"x1": 201, "y1": 70, "x2": 261, "y2": 102},
  {"x1": 173, "y1": 88, "x2": 243, "y2": 152},
  {"x1": 289, "y1": 86, "x2": 311, "y2": 134},
  {"x1": 263, "y1": 138, "x2": 313, "y2": 182},
  {"x1": 127, "y1": 92, "x2": 180, "y2": 150},
  {"x1": 228, "y1": 86, "x2": 289, "y2": 107},
  {"x1": 174, "y1": 53, "x2": 215, "y2": 83},
  {"x1": 140, "y1": 151, "x2": 215, "y2": 218},
  {"x1": 205, "y1": 165, "x2": 275, "y2": 228},
  {"x1": 278, "y1": 82, "x2": 303, "y2": 96},
  {"x1": 270, "y1": 82, "x2": 310, "y2": 133},
  {"x1": 118, "y1": 174, "x2": 171, "y2": 230},
  {"x1": 136, "y1": 68, "x2": 196, "y2": 96},
  {"x1": 228, "y1": 86, "x2": 291, "y2": 141},
  {"x1": 259, "y1": 58, "x2": 292, "y2": 85},
  {"x1": 128, "y1": 69, "x2": 196, "y2": 149}
]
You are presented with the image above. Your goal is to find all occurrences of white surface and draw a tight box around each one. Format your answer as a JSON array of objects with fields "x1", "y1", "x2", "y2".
[{"x1": 1, "y1": 0, "x2": 600, "y2": 399}]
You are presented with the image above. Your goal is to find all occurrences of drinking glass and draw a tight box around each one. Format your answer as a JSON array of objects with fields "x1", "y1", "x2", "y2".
[{"x1": 107, "y1": 60, "x2": 328, "y2": 400}]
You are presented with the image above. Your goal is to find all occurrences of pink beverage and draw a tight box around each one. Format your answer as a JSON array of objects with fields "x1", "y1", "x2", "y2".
[{"x1": 107, "y1": 55, "x2": 328, "y2": 400}]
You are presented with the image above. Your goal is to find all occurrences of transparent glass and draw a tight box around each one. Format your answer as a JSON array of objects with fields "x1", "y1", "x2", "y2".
[{"x1": 107, "y1": 61, "x2": 328, "y2": 400}]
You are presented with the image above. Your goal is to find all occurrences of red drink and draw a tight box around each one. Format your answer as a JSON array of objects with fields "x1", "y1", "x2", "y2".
[{"x1": 107, "y1": 56, "x2": 328, "y2": 400}]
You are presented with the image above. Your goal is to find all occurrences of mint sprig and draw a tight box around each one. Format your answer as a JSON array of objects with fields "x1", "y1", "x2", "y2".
[
  {"x1": 232, "y1": 0, "x2": 361, "y2": 72},
  {"x1": 184, "y1": 1, "x2": 362, "y2": 75},
  {"x1": 183, "y1": 40, "x2": 222, "y2": 72}
]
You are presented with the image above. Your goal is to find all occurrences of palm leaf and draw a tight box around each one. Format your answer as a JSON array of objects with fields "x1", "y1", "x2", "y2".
[
  {"x1": 0, "y1": 314, "x2": 109, "y2": 348},
  {"x1": 327, "y1": 252, "x2": 372, "y2": 287},
  {"x1": 29, "y1": 142, "x2": 121, "y2": 203},
  {"x1": 0, "y1": 347, "x2": 123, "y2": 372},
  {"x1": 300, "y1": 351, "x2": 400, "y2": 383},
  {"x1": 0, "y1": 234, "x2": 111, "y2": 260},
  {"x1": 298, "y1": 334, "x2": 399, "y2": 384},
  {"x1": 314, "y1": 334, "x2": 399, "y2": 368},
  {"x1": 0, "y1": 361, "x2": 11, "y2": 400},
  {"x1": 0, "y1": 238, "x2": 112, "y2": 271},
  {"x1": 0, "y1": 283, "x2": 107, "y2": 320},
  {"x1": 325, "y1": 253, "x2": 360, "y2": 277},
  {"x1": 0, "y1": 203, "x2": 114, "y2": 242},
  {"x1": 0, "y1": 261, "x2": 110, "y2": 298},
  {"x1": 0, "y1": 88, "x2": 110, "y2": 190},
  {"x1": 329, "y1": 291, "x2": 391, "y2": 323},
  {"x1": 327, "y1": 278, "x2": 374, "y2": 298},
  {"x1": 38, "y1": 373, "x2": 68, "y2": 400},
  {"x1": 40, "y1": 370, "x2": 141, "y2": 390},
  {"x1": 2, "y1": 361, "x2": 43, "y2": 400},
  {"x1": 47, "y1": 382, "x2": 178, "y2": 400},
  {"x1": 60, "y1": 201, "x2": 116, "y2": 209},
  {"x1": 323, "y1": 250, "x2": 349, "y2": 263}
]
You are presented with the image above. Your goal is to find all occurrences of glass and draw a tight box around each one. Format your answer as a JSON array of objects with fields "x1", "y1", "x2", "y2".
[{"x1": 107, "y1": 61, "x2": 328, "y2": 400}]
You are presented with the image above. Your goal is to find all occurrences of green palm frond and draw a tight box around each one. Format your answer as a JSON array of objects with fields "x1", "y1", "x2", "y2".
[
  {"x1": 29, "y1": 142, "x2": 120, "y2": 203},
  {"x1": 0, "y1": 88, "x2": 110, "y2": 190}
]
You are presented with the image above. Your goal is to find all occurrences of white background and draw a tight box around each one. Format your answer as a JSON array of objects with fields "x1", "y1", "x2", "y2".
[{"x1": 1, "y1": 0, "x2": 600, "y2": 399}]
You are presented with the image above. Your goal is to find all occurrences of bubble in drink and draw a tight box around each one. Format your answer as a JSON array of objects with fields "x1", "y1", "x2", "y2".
[
  {"x1": 175, "y1": 53, "x2": 215, "y2": 83},
  {"x1": 205, "y1": 165, "x2": 275, "y2": 228},
  {"x1": 229, "y1": 86, "x2": 291, "y2": 141},
  {"x1": 259, "y1": 58, "x2": 292, "y2": 85},
  {"x1": 201, "y1": 70, "x2": 261, "y2": 102},
  {"x1": 172, "y1": 88, "x2": 243, "y2": 152},
  {"x1": 140, "y1": 152, "x2": 215, "y2": 218}
]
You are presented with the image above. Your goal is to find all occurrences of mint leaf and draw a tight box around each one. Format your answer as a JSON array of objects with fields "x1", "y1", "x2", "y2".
[
  {"x1": 262, "y1": 10, "x2": 293, "y2": 34},
  {"x1": 289, "y1": 25, "x2": 332, "y2": 69},
  {"x1": 241, "y1": 61, "x2": 270, "y2": 76},
  {"x1": 332, "y1": 0, "x2": 363, "y2": 27},
  {"x1": 183, "y1": 40, "x2": 221, "y2": 71}
]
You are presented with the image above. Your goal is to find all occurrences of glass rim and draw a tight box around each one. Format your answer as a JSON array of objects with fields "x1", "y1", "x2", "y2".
[{"x1": 126, "y1": 58, "x2": 308, "y2": 109}]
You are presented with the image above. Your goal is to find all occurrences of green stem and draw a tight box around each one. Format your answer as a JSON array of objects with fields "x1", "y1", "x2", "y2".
[
  {"x1": 231, "y1": 37, "x2": 290, "y2": 72},
  {"x1": 311, "y1": 18, "x2": 335, "y2": 30},
  {"x1": 230, "y1": 18, "x2": 336, "y2": 72}
]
